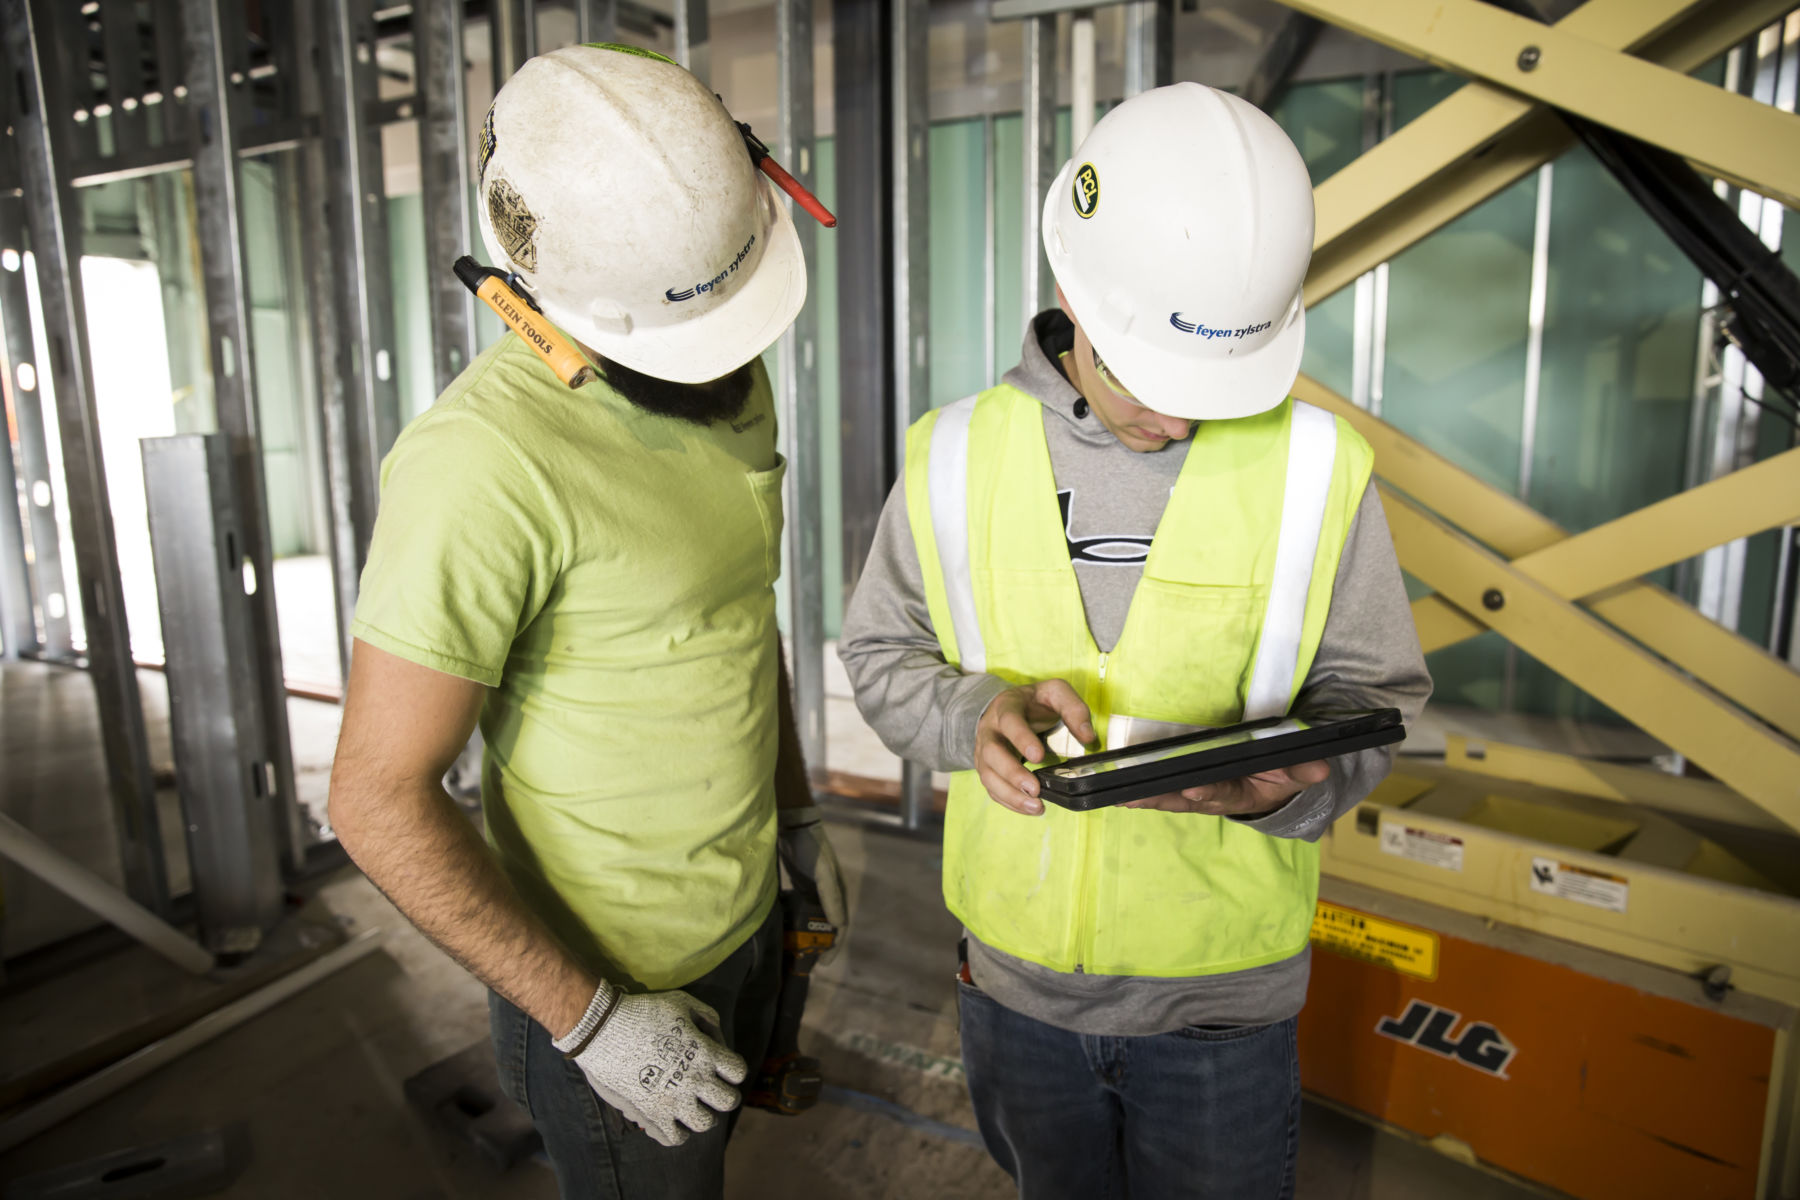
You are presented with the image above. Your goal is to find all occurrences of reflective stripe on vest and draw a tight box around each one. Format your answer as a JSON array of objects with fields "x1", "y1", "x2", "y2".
[
  {"x1": 930, "y1": 398, "x2": 1340, "y2": 719},
  {"x1": 927, "y1": 394, "x2": 986, "y2": 674},
  {"x1": 1243, "y1": 401, "x2": 1337, "y2": 719}
]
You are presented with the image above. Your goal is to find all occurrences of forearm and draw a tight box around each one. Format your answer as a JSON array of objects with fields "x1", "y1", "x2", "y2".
[
  {"x1": 839, "y1": 476, "x2": 1011, "y2": 771},
  {"x1": 333, "y1": 776, "x2": 598, "y2": 1037},
  {"x1": 841, "y1": 640, "x2": 1009, "y2": 771}
]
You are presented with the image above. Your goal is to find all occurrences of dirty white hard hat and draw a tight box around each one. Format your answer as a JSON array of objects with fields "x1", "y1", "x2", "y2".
[
  {"x1": 476, "y1": 43, "x2": 806, "y2": 384},
  {"x1": 1044, "y1": 82, "x2": 1314, "y2": 421}
]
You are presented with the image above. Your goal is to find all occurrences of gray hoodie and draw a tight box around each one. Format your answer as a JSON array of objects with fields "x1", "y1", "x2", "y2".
[{"x1": 838, "y1": 311, "x2": 1432, "y2": 1036}]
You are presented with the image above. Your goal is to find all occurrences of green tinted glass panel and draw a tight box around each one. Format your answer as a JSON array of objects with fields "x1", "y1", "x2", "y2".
[
  {"x1": 1510, "y1": 140, "x2": 1707, "y2": 718},
  {"x1": 992, "y1": 109, "x2": 1073, "y2": 381},
  {"x1": 387, "y1": 192, "x2": 436, "y2": 422},
  {"x1": 1270, "y1": 79, "x2": 1364, "y2": 399},
  {"x1": 1383, "y1": 71, "x2": 1534, "y2": 711},
  {"x1": 930, "y1": 119, "x2": 988, "y2": 407},
  {"x1": 993, "y1": 113, "x2": 1023, "y2": 374}
]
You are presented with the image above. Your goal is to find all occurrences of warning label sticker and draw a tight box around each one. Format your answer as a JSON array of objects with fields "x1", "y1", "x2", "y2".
[
  {"x1": 1529, "y1": 858, "x2": 1629, "y2": 913},
  {"x1": 1312, "y1": 901, "x2": 1439, "y2": 981},
  {"x1": 1379, "y1": 821, "x2": 1465, "y2": 871}
]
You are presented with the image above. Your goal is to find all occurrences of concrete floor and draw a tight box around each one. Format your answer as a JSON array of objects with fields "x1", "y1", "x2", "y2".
[{"x1": 1, "y1": 823, "x2": 1546, "y2": 1200}]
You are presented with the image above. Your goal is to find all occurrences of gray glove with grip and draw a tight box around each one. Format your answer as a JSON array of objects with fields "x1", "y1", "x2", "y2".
[{"x1": 554, "y1": 982, "x2": 747, "y2": 1147}]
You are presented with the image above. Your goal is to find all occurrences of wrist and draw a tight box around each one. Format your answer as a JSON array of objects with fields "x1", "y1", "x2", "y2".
[
  {"x1": 960, "y1": 677, "x2": 1015, "y2": 757},
  {"x1": 551, "y1": 978, "x2": 619, "y2": 1056}
]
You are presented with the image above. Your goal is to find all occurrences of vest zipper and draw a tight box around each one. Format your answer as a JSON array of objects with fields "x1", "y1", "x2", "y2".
[{"x1": 1072, "y1": 650, "x2": 1109, "y2": 974}]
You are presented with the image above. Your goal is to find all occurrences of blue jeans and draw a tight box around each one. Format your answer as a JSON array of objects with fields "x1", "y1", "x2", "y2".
[
  {"x1": 959, "y1": 982, "x2": 1300, "y2": 1200},
  {"x1": 490, "y1": 906, "x2": 781, "y2": 1200}
]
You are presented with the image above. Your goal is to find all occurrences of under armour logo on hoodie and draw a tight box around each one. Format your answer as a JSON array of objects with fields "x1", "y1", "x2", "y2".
[{"x1": 1059, "y1": 490, "x2": 1153, "y2": 566}]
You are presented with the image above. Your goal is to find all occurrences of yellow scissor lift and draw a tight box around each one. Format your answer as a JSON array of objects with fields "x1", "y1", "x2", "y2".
[{"x1": 1259, "y1": 1, "x2": 1800, "y2": 1196}]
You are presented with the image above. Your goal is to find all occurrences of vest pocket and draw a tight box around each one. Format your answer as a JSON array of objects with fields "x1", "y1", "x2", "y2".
[
  {"x1": 1123, "y1": 578, "x2": 1267, "y2": 723},
  {"x1": 972, "y1": 566, "x2": 1086, "y2": 683},
  {"x1": 745, "y1": 454, "x2": 788, "y2": 586}
]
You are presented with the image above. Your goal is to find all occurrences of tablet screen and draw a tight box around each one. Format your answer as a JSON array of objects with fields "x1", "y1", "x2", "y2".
[{"x1": 1049, "y1": 718, "x2": 1309, "y2": 780}]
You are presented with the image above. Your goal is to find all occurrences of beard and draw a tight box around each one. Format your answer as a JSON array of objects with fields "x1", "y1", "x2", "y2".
[{"x1": 598, "y1": 356, "x2": 756, "y2": 427}]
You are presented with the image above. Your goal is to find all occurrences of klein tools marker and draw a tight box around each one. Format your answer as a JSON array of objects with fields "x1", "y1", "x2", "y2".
[{"x1": 454, "y1": 257, "x2": 599, "y2": 389}]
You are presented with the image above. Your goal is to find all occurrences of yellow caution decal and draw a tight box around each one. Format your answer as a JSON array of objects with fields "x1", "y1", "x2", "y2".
[{"x1": 1311, "y1": 901, "x2": 1438, "y2": 982}]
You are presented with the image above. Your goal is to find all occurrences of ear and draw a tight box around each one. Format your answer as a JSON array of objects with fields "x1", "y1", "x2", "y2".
[{"x1": 1054, "y1": 282, "x2": 1073, "y2": 319}]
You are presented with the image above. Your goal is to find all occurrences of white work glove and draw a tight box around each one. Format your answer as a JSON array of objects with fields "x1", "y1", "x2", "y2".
[
  {"x1": 777, "y1": 804, "x2": 850, "y2": 963},
  {"x1": 553, "y1": 982, "x2": 747, "y2": 1147}
]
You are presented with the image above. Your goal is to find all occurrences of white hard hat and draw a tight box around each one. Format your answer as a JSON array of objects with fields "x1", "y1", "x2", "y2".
[
  {"x1": 476, "y1": 44, "x2": 806, "y2": 384},
  {"x1": 1043, "y1": 82, "x2": 1314, "y2": 421}
]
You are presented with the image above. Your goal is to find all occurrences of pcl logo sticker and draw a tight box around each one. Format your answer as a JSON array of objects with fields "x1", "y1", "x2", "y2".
[
  {"x1": 1376, "y1": 1000, "x2": 1516, "y2": 1078},
  {"x1": 1072, "y1": 163, "x2": 1100, "y2": 218}
]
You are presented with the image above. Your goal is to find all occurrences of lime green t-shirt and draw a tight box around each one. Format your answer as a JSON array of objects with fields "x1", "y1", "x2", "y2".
[{"x1": 351, "y1": 334, "x2": 783, "y2": 991}]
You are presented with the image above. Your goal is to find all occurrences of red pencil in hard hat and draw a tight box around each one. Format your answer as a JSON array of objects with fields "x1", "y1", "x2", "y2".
[{"x1": 736, "y1": 121, "x2": 837, "y2": 229}]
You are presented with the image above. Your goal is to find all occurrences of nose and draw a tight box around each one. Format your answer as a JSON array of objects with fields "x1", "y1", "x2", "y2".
[{"x1": 1151, "y1": 412, "x2": 1193, "y2": 441}]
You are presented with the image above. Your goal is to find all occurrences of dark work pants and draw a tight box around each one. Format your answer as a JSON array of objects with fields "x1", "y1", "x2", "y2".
[
  {"x1": 490, "y1": 906, "x2": 782, "y2": 1200},
  {"x1": 959, "y1": 981, "x2": 1301, "y2": 1200}
]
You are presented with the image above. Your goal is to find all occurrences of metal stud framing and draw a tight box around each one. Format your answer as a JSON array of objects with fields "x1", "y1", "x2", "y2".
[
  {"x1": 1021, "y1": 13, "x2": 1056, "y2": 321},
  {"x1": 894, "y1": 0, "x2": 931, "y2": 828},
  {"x1": 143, "y1": 433, "x2": 286, "y2": 952},
  {"x1": 0, "y1": 365, "x2": 30, "y2": 657},
  {"x1": 420, "y1": 0, "x2": 478, "y2": 396},
  {"x1": 491, "y1": 0, "x2": 535, "y2": 90},
  {"x1": 777, "y1": 0, "x2": 826, "y2": 787},
  {"x1": 0, "y1": 201, "x2": 57, "y2": 658},
  {"x1": 676, "y1": 0, "x2": 710, "y2": 86},
  {"x1": 3, "y1": 0, "x2": 167, "y2": 909},
  {"x1": 1070, "y1": 9, "x2": 1096, "y2": 148},
  {"x1": 1122, "y1": 0, "x2": 1173, "y2": 97},
  {"x1": 310, "y1": 0, "x2": 402, "y2": 676},
  {"x1": 576, "y1": 0, "x2": 619, "y2": 44},
  {"x1": 180, "y1": 0, "x2": 304, "y2": 871},
  {"x1": 832, "y1": 0, "x2": 892, "y2": 599}
]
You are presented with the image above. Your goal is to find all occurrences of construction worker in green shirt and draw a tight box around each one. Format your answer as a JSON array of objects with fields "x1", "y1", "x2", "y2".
[{"x1": 328, "y1": 44, "x2": 847, "y2": 1199}]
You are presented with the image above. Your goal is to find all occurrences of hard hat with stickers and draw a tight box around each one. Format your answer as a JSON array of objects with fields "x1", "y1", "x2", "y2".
[
  {"x1": 1044, "y1": 83, "x2": 1314, "y2": 422},
  {"x1": 467, "y1": 43, "x2": 828, "y2": 387}
]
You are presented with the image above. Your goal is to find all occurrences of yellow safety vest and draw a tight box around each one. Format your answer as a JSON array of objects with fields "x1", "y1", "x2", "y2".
[{"x1": 905, "y1": 385, "x2": 1372, "y2": 977}]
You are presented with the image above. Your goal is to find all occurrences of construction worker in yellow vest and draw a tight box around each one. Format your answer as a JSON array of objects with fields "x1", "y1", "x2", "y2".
[
  {"x1": 842, "y1": 83, "x2": 1431, "y2": 1199},
  {"x1": 330, "y1": 46, "x2": 847, "y2": 1199}
]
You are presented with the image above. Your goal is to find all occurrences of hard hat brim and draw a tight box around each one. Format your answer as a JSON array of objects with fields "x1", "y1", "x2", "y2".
[
  {"x1": 554, "y1": 174, "x2": 809, "y2": 386},
  {"x1": 1087, "y1": 299, "x2": 1306, "y2": 422},
  {"x1": 1044, "y1": 157, "x2": 1307, "y2": 422}
]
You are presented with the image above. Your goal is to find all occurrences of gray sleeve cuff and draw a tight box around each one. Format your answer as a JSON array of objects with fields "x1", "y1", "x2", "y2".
[
  {"x1": 942, "y1": 673, "x2": 1013, "y2": 770},
  {"x1": 1229, "y1": 746, "x2": 1390, "y2": 842},
  {"x1": 1231, "y1": 782, "x2": 1339, "y2": 841}
]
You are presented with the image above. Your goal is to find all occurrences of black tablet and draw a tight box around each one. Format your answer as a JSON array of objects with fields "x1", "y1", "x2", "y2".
[{"x1": 1033, "y1": 708, "x2": 1405, "y2": 812}]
